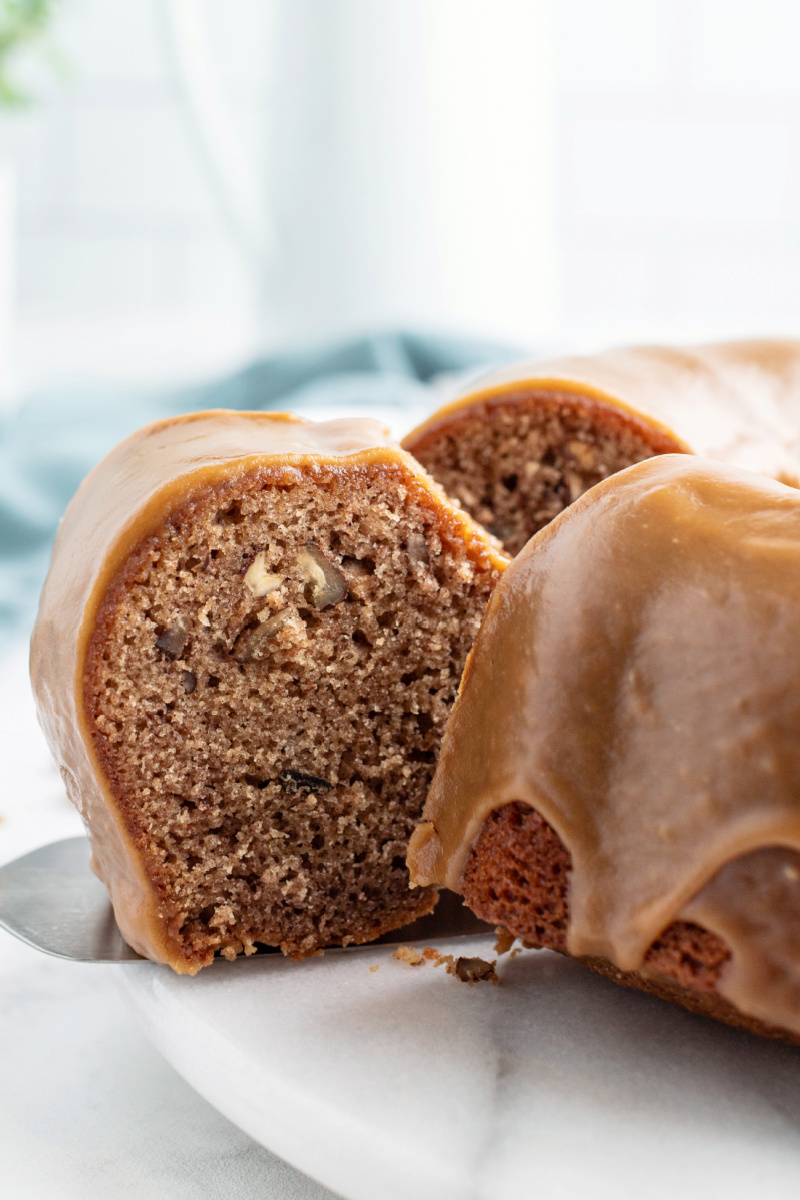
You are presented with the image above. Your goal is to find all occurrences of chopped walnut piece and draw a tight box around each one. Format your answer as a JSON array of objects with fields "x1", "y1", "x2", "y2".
[
  {"x1": 156, "y1": 617, "x2": 189, "y2": 658},
  {"x1": 567, "y1": 439, "x2": 596, "y2": 470},
  {"x1": 243, "y1": 552, "x2": 284, "y2": 598},
  {"x1": 296, "y1": 543, "x2": 347, "y2": 608},
  {"x1": 233, "y1": 608, "x2": 291, "y2": 663},
  {"x1": 407, "y1": 532, "x2": 430, "y2": 566},
  {"x1": 393, "y1": 946, "x2": 424, "y2": 966},
  {"x1": 257, "y1": 593, "x2": 285, "y2": 620},
  {"x1": 260, "y1": 608, "x2": 292, "y2": 634},
  {"x1": 181, "y1": 670, "x2": 197, "y2": 694},
  {"x1": 342, "y1": 556, "x2": 375, "y2": 600}
]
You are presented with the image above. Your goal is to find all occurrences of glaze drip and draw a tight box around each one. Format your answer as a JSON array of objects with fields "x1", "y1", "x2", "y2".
[{"x1": 408, "y1": 454, "x2": 800, "y2": 1034}]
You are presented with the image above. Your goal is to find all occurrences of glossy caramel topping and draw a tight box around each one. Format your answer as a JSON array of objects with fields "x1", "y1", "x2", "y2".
[
  {"x1": 408, "y1": 454, "x2": 800, "y2": 1032},
  {"x1": 681, "y1": 848, "x2": 800, "y2": 1032}
]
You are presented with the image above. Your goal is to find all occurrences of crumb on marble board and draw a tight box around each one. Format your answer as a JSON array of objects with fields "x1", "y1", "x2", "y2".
[
  {"x1": 368, "y1": 964, "x2": 379, "y2": 973},
  {"x1": 392, "y1": 944, "x2": 498, "y2": 985},
  {"x1": 450, "y1": 956, "x2": 499, "y2": 986},
  {"x1": 393, "y1": 946, "x2": 424, "y2": 966}
]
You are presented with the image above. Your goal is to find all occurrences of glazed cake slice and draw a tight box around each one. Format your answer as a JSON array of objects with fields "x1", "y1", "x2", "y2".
[
  {"x1": 31, "y1": 411, "x2": 506, "y2": 973},
  {"x1": 403, "y1": 339, "x2": 800, "y2": 554},
  {"x1": 409, "y1": 455, "x2": 800, "y2": 1041}
]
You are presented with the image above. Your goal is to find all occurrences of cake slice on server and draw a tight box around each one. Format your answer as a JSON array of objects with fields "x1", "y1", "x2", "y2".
[
  {"x1": 403, "y1": 339, "x2": 800, "y2": 555},
  {"x1": 408, "y1": 454, "x2": 800, "y2": 1042},
  {"x1": 31, "y1": 411, "x2": 507, "y2": 973}
]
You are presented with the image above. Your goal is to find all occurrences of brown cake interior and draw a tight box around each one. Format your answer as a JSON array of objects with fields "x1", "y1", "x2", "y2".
[
  {"x1": 463, "y1": 802, "x2": 800, "y2": 1043},
  {"x1": 407, "y1": 391, "x2": 686, "y2": 555},
  {"x1": 85, "y1": 461, "x2": 497, "y2": 970}
]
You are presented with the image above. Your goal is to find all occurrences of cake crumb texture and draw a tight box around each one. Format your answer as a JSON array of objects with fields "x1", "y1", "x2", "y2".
[
  {"x1": 85, "y1": 461, "x2": 497, "y2": 970},
  {"x1": 449, "y1": 956, "x2": 498, "y2": 986},
  {"x1": 494, "y1": 927, "x2": 516, "y2": 956},
  {"x1": 393, "y1": 946, "x2": 425, "y2": 966},
  {"x1": 392, "y1": 944, "x2": 498, "y2": 986}
]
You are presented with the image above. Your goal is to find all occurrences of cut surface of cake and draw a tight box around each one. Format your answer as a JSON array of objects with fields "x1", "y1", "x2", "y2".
[
  {"x1": 31, "y1": 411, "x2": 506, "y2": 973},
  {"x1": 403, "y1": 339, "x2": 800, "y2": 554},
  {"x1": 408, "y1": 454, "x2": 800, "y2": 1041}
]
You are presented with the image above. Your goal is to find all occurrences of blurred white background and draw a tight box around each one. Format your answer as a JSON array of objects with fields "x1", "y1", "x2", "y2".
[
  {"x1": 0, "y1": 0, "x2": 798, "y2": 402},
  {"x1": 2, "y1": 10, "x2": 800, "y2": 1196}
]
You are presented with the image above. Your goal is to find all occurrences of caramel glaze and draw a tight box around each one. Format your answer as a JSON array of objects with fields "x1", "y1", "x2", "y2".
[
  {"x1": 402, "y1": 338, "x2": 800, "y2": 487},
  {"x1": 408, "y1": 454, "x2": 800, "y2": 1035},
  {"x1": 30, "y1": 410, "x2": 508, "y2": 972}
]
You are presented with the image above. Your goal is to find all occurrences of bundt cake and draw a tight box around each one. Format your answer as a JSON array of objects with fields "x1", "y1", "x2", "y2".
[
  {"x1": 403, "y1": 339, "x2": 800, "y2": 555},
  {"x1": 408, "y1": 454, "x2": 800, "y2": 1041},
  {"x1": 31, "y1": 410, "x2": 506, "y2": 973}
]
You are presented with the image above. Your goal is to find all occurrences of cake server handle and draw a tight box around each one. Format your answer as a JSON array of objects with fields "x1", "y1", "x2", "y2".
[{"x1": 0, "y1": 838, "x2": 493, "y2": 964}]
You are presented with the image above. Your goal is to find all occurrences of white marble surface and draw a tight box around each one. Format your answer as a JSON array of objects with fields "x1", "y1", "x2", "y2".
[
  {"x1": 0, "y1": 641, "x2": 336, "y2": 1200},
  {"x1": 7, "y1": 633, "x2": 800, "y2": 1200},
  {"x1": 120, "y1": 931, "x2": 800, "y2": 1200}
]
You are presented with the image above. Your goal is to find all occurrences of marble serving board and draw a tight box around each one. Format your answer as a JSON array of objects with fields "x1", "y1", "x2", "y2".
[
  {"x1": 8, "y1": 429, "x2": 800, "y2": 1200},
  {"x1": 118, "y1": 931, "x2": 800, "y2": 1200},
  {"x1": 5, "y1": 626, "x2": 800, "y2": 1200}
]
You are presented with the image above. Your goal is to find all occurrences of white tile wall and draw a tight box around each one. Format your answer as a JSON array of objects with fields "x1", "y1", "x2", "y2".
[
  {"x1": 556, "y1": 0, "x2": 800, "y2": 346},
  {"x1": 72, "y1": 104, "x2": 218, "y2": 222},
  {"x1": 688, "y1": 0, "x2": 800, "y2": 96},
  {"x1": 20, "y1": 229, "x2": 163, "y2": 311},
  {"x1": 557, "y1": 0, "x2": 672, "y2": 93},
  {"x1": 2, "y1": 0, "x2": 800, "y2": 400},
  {"x1": 566, "y1": 117, "x2": 792, "y2": 225},
  {"x1": 58, "y1": 0, "x2": 167, "y2": 86},
  {"x1": 0, "y1": 0, "x2": 267, "y2": 396},
  {"x1": 1, "y1": 0, "x2": 560, "y2": 398}
]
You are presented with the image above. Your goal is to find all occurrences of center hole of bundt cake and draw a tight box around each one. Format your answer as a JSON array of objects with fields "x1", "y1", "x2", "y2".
[
  {"x1": 86, "y1": 463, "x2": 494, "y2": 965},
  {"x1": 412, "y1": 397, "x2": 678, "y2": 555}
]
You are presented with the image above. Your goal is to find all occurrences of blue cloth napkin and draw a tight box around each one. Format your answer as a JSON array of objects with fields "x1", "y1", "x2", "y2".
[{"x1": 0, "y1": 331, "x2": 516, "y2": 652}]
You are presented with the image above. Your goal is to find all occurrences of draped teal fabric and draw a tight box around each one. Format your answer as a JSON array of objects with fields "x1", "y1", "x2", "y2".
[{"x1": 0, "y1": 332, "x2": 515, "y2": 650}]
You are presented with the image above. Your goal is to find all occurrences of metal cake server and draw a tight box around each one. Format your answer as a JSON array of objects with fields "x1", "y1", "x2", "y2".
[{"x1": 0, "y1": 837, "x2": 493, "y2": 964}]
